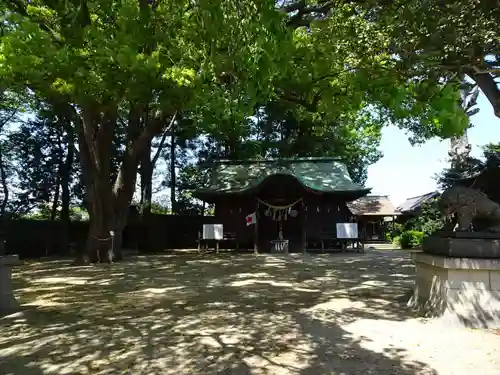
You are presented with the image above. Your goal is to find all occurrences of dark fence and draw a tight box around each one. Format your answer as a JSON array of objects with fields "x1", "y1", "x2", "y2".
[{"x1": 1, "y1": 214, "x2": 217, "y2": 259}]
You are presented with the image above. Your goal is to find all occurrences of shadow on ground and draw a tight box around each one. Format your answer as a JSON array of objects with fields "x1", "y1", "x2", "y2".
[{"x1": 0, "y1": 249, "x2": 436, "y2": 374}]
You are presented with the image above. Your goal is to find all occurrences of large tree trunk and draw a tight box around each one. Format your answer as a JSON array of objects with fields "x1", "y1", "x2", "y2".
[
  {"x1": 61, "y1": 125, "x2": 74, "y2": 222},
  {"x1": 0, "y1": 111, "x2": 14, "y2": 221},
  {"x1": 169, "y1": 131, "x2": 176, "y2": 214},
  {"x1": 140, "y1": 139, "x2": 153, "y2": 219},
  {"x1": 85, "y1": 193, "x2": 115, "y2": 263},
  {"x1": 50, "y1": 174, "x2": 61, "y2": 221},
  {"x1": 139, "y1": 140, "x2": 153, "y2": 252},
  {"x1": 83, "y1": 158, "x2": 117, "y2": 263},
  {"x1": 60, "y1": 125, "x2": 74, "y2": 254},
  {"x1": 139, "y1": 113, "x2": 175, "y2": 251},
  {"x1": 0, "y1": 138, "x2": 9, "y2": 255},
  {"x1": 72, "y1": 102, "x2": 172, "y2": 263},
  {"x1": 81, "y1": 163, "x2": 134, "y2": 264},
  {"x1": 0, "y1": 141, "x2": 9, "y2": 219},
  {"x1": 51, "y1": 124, "x2": 66, "y2": 222},
  {"x1": 139, "y1": 113, "x2": 175, "y2": 218},
  {"x1": 48, "y1": 171, "x2": 61, "y2": 256},
  {"x1": 76, "y1": 104, "x2": 119, "y2": 263}
]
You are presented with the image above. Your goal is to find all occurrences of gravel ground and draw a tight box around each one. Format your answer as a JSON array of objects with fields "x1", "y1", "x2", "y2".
[{"x1": 1, "y1": 249, "x2": 500, "y2": 375}]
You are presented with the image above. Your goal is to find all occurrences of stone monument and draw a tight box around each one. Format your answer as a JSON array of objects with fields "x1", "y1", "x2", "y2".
[
  {"x1": 409, "y1": 186, "x2": 500, "y2": 328},
  {"x1": 0, "y1": 254, "x2": 20, "y2": 316}
]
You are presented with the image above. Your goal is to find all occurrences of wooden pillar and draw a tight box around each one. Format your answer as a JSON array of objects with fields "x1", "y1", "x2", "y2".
[
  {"x1": 380, "y1": 217, "x2": 384, "y2": 240},
  {"x1": 383, "y1": 217, "x2": 387, "y2": 240}
]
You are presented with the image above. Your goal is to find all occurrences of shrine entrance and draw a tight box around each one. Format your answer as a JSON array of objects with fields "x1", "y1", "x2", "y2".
[
  {"x1": 255, "y1": 174, "x2": 305, "y2": 253},
  {"x1": 257, "y1": 198, "x2": 304, "y2": 252}
]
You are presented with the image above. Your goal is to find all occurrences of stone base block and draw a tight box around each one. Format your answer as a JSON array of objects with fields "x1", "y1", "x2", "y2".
[
  {"x1": 0, "y1": 255, "x2": 21, "y2": 316},
  {"x1": 409, "y1": 251, "x2": 500, "y2": 328},
  {"x1": 423, "y1": 235, "x2": 500, "y2": 258}
]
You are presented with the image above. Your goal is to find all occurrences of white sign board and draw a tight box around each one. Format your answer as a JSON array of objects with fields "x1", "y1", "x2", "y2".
[
  {"x1": 336, "y1": 223, "x2": 358, "y2": 239},
  {"x1": 203, "y1": 224, "x2": 223, "y2": 240}
]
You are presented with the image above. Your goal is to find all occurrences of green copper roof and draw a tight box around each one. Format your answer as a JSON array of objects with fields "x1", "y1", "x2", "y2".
[{"x1": 193, "y1": 157, "x2": 370, "y2": 197}]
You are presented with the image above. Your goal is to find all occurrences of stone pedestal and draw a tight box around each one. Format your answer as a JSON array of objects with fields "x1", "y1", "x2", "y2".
[
  {"x1": 422, "y1": 233, "x2": 500, "y2": 258},
  {"x1": 0, "y1": 255, "x2": 20, "y2": 316},
  {"x1": 409, "y1": 251, "x2": 500, "y2": 328}
]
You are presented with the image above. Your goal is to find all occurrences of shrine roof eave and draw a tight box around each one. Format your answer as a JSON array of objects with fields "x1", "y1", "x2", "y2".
[
  {"x1": 192, "y1": 187, "x2": 372, "y2": 204},
  {"x1": 191, "y1": 158, "x2": 371, "y2": 203}
]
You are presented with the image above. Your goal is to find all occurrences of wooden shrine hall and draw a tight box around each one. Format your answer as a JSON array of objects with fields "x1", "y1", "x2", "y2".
[
  {"x1": 192, "y1": 157, "x2": 371, "y2": 253},
  {"x1": 347, "y1": 195, "x2": 400, "y2": 242}
]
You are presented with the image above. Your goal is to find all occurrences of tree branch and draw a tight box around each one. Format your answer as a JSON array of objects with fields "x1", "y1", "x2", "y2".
[
  {"x1": 279, "y1": 0, "x2": 334, "y2": 15},
  {"x1": 467, "y1": 70, "x2": 500, "y2": 119},
  {"x1": 274, "y1": 73, "x2": 338, "y2": 112},
  {"x1": 282, "y1": 0, "x2": 335, "y2": 27},
  {"x1": 280, "y1": 0, "x2": 306, "y2": 12},
  {"x1": 470, "y1": 65, "x2": 500, "y2": 75},
  {"x1": 278, "y1": 91, "x2": 319, "y2": 112},
  {"x1": 7, "y1": 0, "x2": 64, "y2": 45},
  {"x1": 0, "y1": 110, "x2": 17, "y2": 129},
  {"x1": 151, "y1": 112, "x2": 177, "y2": 167}
]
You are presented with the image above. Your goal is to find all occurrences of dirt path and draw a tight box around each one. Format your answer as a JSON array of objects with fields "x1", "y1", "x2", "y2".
[{"x1": 1, "y1": 250, "x2": 499, "y2": 374}]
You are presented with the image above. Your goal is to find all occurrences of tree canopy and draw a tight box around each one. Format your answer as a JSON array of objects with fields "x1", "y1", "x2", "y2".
[
  {"x1": 0, "y1": 0, "x2": 480, "y2": 259},
  {"x1": 286, "y1": 0, "x2": 499, "y2": 119}
]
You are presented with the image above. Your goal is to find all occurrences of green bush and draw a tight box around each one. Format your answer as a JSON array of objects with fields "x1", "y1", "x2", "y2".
[
  {"x1": 386, "y1": 222, "x2": 404, "y2": 243},
  {"x1": 392, "y1": 235, "x2": 401, "y2": 246},
  {"x1": 399, "y1": 230, "x2": 424, "y2": 249},
  {"x1": 385, "y1": 231, "x2": 392, "y2": 242},
  {"x1": 403, "y1": 199, "x2": 445, "y2": 235}
]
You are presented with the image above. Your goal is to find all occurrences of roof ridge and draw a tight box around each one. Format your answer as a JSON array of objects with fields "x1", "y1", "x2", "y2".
[
  {"x1": 348, "y1": 195, "x2": 399, "y2": 215},
  {"x1": 404, "y1": 191, "x2": 439, "y2": 200},
  {"x1": 211, "y1": 157, "x2": 343, "y2": 165}
]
